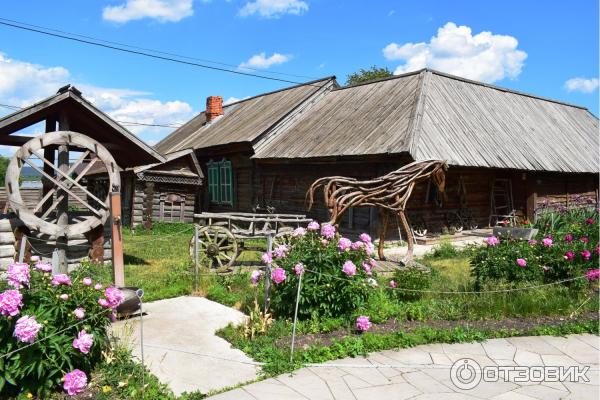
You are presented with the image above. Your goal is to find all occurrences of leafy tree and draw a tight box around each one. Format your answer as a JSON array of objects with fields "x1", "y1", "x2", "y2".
[
  {"x1": 345, "y1": 65, "x2": 393, "y2": 86},
  {"x1": 0, "y1": 156, "x2": 9, "y2": 187}
]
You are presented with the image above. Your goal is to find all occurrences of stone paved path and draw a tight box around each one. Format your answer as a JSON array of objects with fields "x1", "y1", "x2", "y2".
[
  {"x1": 207, "y1": 334, "x2": 599, "y2": 400},
  {"x1": 112, "y1": 296, "x2": 260, "y2": 396}
]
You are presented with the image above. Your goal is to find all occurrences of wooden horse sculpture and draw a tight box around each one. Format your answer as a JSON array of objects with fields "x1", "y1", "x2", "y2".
[{"x1": 306, "y1": 160, "x2": 448, "y2": 264}]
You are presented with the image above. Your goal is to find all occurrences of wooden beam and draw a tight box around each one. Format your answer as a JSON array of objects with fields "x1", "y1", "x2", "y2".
[
  {"x1": 110, "y1": 191, "x2": 125, "y2": 287},
  {"x1": 0, "y1": 135, "x2": 35, "y2": 146}
]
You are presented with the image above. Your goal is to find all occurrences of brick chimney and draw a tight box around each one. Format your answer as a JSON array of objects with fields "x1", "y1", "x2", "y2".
[{"x1": 205, "y1": 96, "x2": 223, "y2": 122}]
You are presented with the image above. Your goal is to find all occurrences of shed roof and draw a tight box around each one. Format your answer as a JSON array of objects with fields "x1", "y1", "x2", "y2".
[
  {"x1": 252, "y1": 69, "x2": 599, "y2": 173},
  {"x1": 0, "y1": 85, "x2": 164, "y2": 168},
  {"x1": 154, "y1": 77, "x2": 336, "y2": 154}
]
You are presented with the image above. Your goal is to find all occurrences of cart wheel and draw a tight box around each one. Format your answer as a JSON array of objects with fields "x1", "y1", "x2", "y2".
[
  {"x1": 273, "y1": 230, "x2": 293, "y2": 248},
  {"x1": 189, "y1": 226, "x2": 238, "y2": 272}
]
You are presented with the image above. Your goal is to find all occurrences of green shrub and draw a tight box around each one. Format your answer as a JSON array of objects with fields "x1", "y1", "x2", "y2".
[
  {"x1": 391, "y1": 267, "x2": 432, "y2": 301},
  {"x1": 267, "y1": 224, "x2": 376, "y2": 319},
  {"x1": 0, "y1": 261, "x2": 122, "y2": 397}
]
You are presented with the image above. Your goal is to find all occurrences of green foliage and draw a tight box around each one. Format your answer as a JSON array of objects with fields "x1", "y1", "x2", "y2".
[
  {"x1": 345, "y1": 65, "x2": 393, "y2": 86},
  {"x1": 391, "y1": 267, "x2": 432, "y2": 301},
  {"x1": 424, "y1": 240, "x2": 466, "y2": 260},
  {"x1": 0, "y1": 266, "x2": 113, "y2": 398},
  {"x1": 0, "y1": 156, "x2": 8, "y2": 187},
  {"x1": 269, "y1": 229, "x2": 376, "y2": 319},
  {"x1": 470, "y1": 209, "x2": 598, "y2": 289}
]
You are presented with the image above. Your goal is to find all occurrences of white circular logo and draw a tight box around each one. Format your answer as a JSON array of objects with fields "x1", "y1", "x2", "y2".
[{"x1": 450, "y1": 358, "x2": 482, "y2": 390}]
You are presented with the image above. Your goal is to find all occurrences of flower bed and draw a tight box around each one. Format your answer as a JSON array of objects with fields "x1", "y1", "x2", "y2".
[{"x1": 0, "y1": 259, "x2": 123, "y2": 398}]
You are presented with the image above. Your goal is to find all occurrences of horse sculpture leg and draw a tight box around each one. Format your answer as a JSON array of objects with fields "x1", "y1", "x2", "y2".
[
  {"x1": 378, "y1": 208, "x2": 389, "y2": 261},
  {"x1": 398, "y1": 210, "x2": 414, "y2": 265}
]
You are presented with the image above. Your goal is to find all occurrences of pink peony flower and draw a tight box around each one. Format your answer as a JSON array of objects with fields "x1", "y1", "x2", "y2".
[
  {"x1": 351, "y1": 241, "x2": 364, "y2": 250},
  {"x1": 271, "y1": 268, "x2": 286, "y2": 284},
  {"x1": 338, "y1": 237, "x2": 352, "y2": 251},
  {"x1": 51, "y1": 274, "x2": 71, "y2": 286},
  {"x1": 542, "y1": 237, "x2": 553, "y2": 247},
  {"x1": 528, "y1": 239, "x2": 537, "y2": 246},
  {"x1": 564, "y1": 251, "x2": 575, "y2": 261},
  {"x1": 74, "y1": 307, "x2": 85, "y2": 320},
  {"x1": 104, "y1": 287, "x2": 125, "y2": 308},
  {"x1": 72, "y1": 330, "x2": 93, "y2": 354},
  {"x1": 307, "y1": 221, "x2": 320, "y2": 231},
  {"x1": 361, "y1": 262, "x2": 372, "y2": 276},
  {"x1": 98, "y1": 298, "x2": 110, "y2": 308},
  {"x1": 516, "y1": 258, "x2": 527, "y2": 267},
  {"x1": 564, "y1": 234, "x2": 574, "y2": 243},
  {"x1": 389, "y1": 280, "x2": 397, "y2": 288},
  {"x1": 250, "y1": 270, "x2": 263, "y2": 285},
  {"x1": 342, "y1": 261, "x2": 357, "y2": 276},
  {"x1": 485, "y1": 236, "x2": 500, "y2": 246},
  {"x1": 82, "y1": 277, "x2": 92, "y2": 286},
  {"x1": 63, "y1": 369, "x2": 87, "y2": 396},
  {"x1": 586, "y1": 269, "x2": 600, "y2": 281},
  {"x1": 581, "y1": 250, "x2": 592, "y2": 261},
  {"x1": 34, "y1": 261, "x2": 52, "y2": 272},
  {"x1": 60, "y1": 294, "x2": 69, "y2": 301},
  {"x1": 294, "y1": 263, "x2": 305, "y2": 275},
  {"x1": 7, "y1": 262, "x2": 30, "y2": 289},
  {"x1": 0, "y1": 290, "x2": 23, "y2": 317},
  {"x1": 542, "y1": 265, "x2": 550, "y2": 272},
  {"x1": 580, "y1": 236, "x2": 589, "y2": 244},
  {"x1": 273, "y1": 245, "x2": 289, "y2": 259},
  {"x1": 292, "y1": 227, "x2": 306, "y2": 237},
  {"x1": 365, "y1": 242, "x2": 375, "y2": 255},
  {"x1": 369, "y1": 258, "x2": 378, "y2": 267},
  {"x1": 355, "y1": 315, "x2": 371, "y2": 332},
  {"x1": 359, "y1": 233, "x2": 372, "y2": 243},
  {"x1": 30, "y1": 255, "x2": 40, "y2": 262},
  {"x1": 94, "y1": 283, "x2": 103, "y2": 290},
  {"x1": 13, "y1": 315, "x2": 42, "y2": 343},
  {"x1": 261, "y1": 252, "x2": 273, "y2": 264},
  {"x1": 321, "y1": 224, "x2": 336, "y2": 239},
  {"x1": 585, "y1": 217, "x2": 595, "y2": 225},
  {"x1": 596, "y1": 246, "x2": 600, "y2": 256}
]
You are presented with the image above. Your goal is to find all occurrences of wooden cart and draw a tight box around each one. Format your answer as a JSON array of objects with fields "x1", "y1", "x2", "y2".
[{"x1": 191, "y1": 212, "x2": 312, "y2": 271}]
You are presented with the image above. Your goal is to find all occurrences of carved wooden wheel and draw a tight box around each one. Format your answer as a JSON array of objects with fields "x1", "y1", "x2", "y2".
[
  {"x1": 191, "y1": 226, "x2": 238, "y2": 271},
  {"x1": 273, "y1": 230, "x2": 294, "y2": 248},
  {"x1": 5, "y1": 131, "x2": 120, "y2": 237}
]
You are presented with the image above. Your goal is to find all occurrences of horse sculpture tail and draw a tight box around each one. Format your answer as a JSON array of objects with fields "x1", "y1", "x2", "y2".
[{"x1": 305, "y1": 177, "x2": 330, "y2": 211}]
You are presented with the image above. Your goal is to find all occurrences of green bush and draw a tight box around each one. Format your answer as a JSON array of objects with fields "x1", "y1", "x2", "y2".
[
  {"x1": 391, "y1": 267, "x2": 433, "y2": 301},
  {"x1": 0, "y1": 261, "x2": 122, "y2": 397},
  {"x1": 267, "y1": 224, "x2": 377, "y2": 319}
]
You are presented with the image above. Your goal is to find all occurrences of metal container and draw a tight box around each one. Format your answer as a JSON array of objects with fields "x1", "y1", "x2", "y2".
[{"x1": 116, "y1": 286, "x2": 142, "y2": 315}]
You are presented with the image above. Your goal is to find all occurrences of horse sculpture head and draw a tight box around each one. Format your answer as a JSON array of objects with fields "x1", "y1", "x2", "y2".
[{"x1": 431, "y1": 160, "x2": 448, "y2": 194}]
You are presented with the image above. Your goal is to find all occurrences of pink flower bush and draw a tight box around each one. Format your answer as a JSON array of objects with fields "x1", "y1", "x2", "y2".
[
  {"x1": 389, "y1": 280, "x2": 397, "y2": 288},
  {"x1": 261, "y1": 252, "x2": 273, "y2": 264},
  {"x1": 104, "y1": 287, "x2": 125, "y2": 308},
  {"x1": 355, "y1": 315, "x2": 371, "y2": 332},
  {"x1": 338, "y1": 237, "x2": 352, "y2": 251},
  {"x1": 564, "y1": 251, "x2": 575, "y2": 261},
  {"x1": 365, "y1": 242, "x2": 375, "y2": 255},
  {"x1": 98, "y1": 298, "x2": 109, "y2": 308},
  {"x1": 307, "y1": 221, "x2": 320, "y2": 231},
  {"x1": 580, "y1": 236, "x2": 589, "y2": 244},
  {"x1": 82, "y1": 277, "x2": 92, "y2": 286},
  {"x1": 351, "y1": 241, "x2": 364, "y2": 250},
  {"x1": 321, "y1": 224, "x2": 336, "y2": 239},
  {"x1": 293, "y1": 263, "x2": 304, "y2": 275},
  {"x1": 292, "y1": 227, "x2": 306, "y2": 237},
  {"x1": 51, "y1": 274, "x2": 71, "y2": 286},
  {"x1": 580, "y1": 250, "x2": 591, "y2": 261},
  {"x1": 14, "y1": 315, "x2": 42, "y2": 343},
  {"x1": 359, "y1": 233, "x2": 371, "y2": 243},
  {"x1": 72, "y1": 330, "x2": 93, "y2": 354},
  {"x1": 271, "y1": 267, "x2": 286, "y2": 284},
  {"x1": 361, "y1": 262, "x2": 372, "y2": 276},
  {"x1": 0, "y1": 289, "x2": 23, "y2": 317},
  {"x1": 273, "y1": 245, "x2": 289, "y2": 259},
  {"x1": 63, "y1": 369, "x2": 87, "y2": 396},
  {"x1": 542, "y1": 237, "x2": 553, "y2": 247},
  {"x1": 516, "y1": 258, "x2": 527, "y2": 267},
  {"x1": 564, "y1": 234, "x2": 574, "y2": 242},
  {"x1": 342, "y1": 260, "x2": 357, "y2": 276},
  {"x1": 586, "y1": 269, "x2": 600, "y2": 281},
  {"x1": 34, "y1": 261, "x2": 52, "y2": 272},
  {"x1": 585, "y1": 217, "x2": 594, "y2": 225},
  {"x1": 250, "y1": 270, "x2": 263, "y2": 285},
  {"x1": 74, "y1": 307, "x2": 85, "y2": 320},
  {"x1": 7, "y1": 262, "x2": 30, "y2": 289},
  {"x1": 485, "y1": 236, "x2": 500, "y2": 246}
]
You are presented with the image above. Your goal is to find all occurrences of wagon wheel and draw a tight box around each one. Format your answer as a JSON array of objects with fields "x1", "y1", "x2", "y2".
[
  {"x1": 410, "y1": 215, "x2": 428, "y2": 238},
  {"x1": 192, "y1": 226, "x2": 238, "y2": 272},
  {"x1": 6, "y1": 131, "x2": 120, "y2": 237},
  {"x1": 273, "y1": 230, "x2": 294, "y2": 248},
  {"x1": 447, "y1": 212, "x2": 463, "y2": 234}
]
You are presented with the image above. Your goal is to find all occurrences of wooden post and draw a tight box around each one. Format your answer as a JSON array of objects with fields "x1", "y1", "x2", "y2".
[
  {"x1": 56, "y1": 115, "x2": 69, "y2": 273},
  {"x1": 41, "y1": 118, "x2": 56, "y2": 214},
  {"x1": 110, "y1": 191, "x2": 125, "y2": 287}
]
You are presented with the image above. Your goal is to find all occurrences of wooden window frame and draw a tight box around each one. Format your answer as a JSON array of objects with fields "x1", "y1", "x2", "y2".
[{"x1": 207, "y1": 159, "x2": 233, "y2": 206}]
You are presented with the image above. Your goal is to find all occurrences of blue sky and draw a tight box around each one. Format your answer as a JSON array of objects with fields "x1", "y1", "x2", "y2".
[{"x1": 0, "y1": 0, "x2": 598, "y2": 155}]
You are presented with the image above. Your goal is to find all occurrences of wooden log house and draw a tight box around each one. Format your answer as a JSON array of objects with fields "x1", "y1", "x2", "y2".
[{"x1": 156, "y1": 69, "x2": 599, "y2": 239}]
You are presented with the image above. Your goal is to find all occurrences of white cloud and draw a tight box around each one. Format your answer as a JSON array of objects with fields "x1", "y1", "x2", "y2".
[
  {"x1": 383, "y1": 22, "x2": 527, "y2": 83},
  {"x1": 239, "y1": 52, "x2": 291, "y2": 69},
  {"x1": 102, "y1": 0, "x2": 193, "y2": 23},
  {"x1": 239, "y1": 0, "x2": 308, "y2": 18},
  {"x1": 564, "y1": 77, "x2": 599, "y2": 93},
  {"x1": 0, "y1": 52, "x2": 195, "y2": 151},
  {"x1": 224, "y1": 96, "x2": 240, "y2": 105}
]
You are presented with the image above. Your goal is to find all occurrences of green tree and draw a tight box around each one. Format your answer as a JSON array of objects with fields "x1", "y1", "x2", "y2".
[
  {"x1": 345, "y1": 65, "x2": 393, "y2": 86},
  {"x1": 0, "y1": 156, "x2": 9, "y2": 186}
]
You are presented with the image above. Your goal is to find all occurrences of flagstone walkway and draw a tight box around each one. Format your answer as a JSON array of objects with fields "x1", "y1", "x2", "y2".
[{"x1": 207, "y1": 334, "x2": 599, "y2": 400}]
